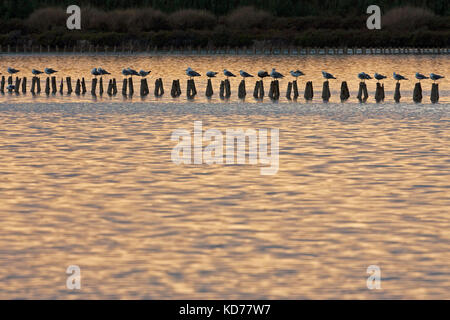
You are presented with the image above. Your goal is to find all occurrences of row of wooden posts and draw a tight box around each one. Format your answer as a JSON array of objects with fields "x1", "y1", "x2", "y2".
[{"x1": 0, "y1": 75, "x2": 440, "y2": 103}]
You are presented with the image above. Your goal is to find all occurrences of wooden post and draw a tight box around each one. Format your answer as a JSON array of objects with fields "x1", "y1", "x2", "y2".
[
  {"x1": 8, "y1": 76, "x2": 13, "y2": 85},
  {"x1": 293, "y1": 80, "x2": 299, "y2": 99},
  {"x1": 128, "y1": 77, "x2": 134, "y2": 96},
  {"x1": 269, "y1": 80, "x2": 280, "y2": 100},
  {"x1": 122, "y1": 78, "x2": 128, "y2": 96},
  {"x1": 0, "y1": 76, "x2": 5, "y2": 93},
  {"x1": 286, "y1": 82, "x2": 292, "y2": 100},
  {"x1": 219, "y1": 80, "x2": 225, "y2": 99},
  {"x1": 140, "y1": 78, "x2": 148, "y2": 96},
  {"x1": 75, "y1": 79, "x2": 81, "y2": 95},
  {"x1": 253, "y1": 81, "x2": 260, "y2": 99},
  {"x1": 413, "y1": 83, "x2": 422, "y2": 103},
  {"x1": 45, "y1": 77, "x2": 50, "y2": 95},
  {"x1": 206, "y1": 79, "x2": 213, "y2": 97},
  {"x1": 14, "y1": 77, "x2": 21, "y2": 93},
  {"x1": 304, "y1": 81, "x2": 313, "y2": 100},
  {"x1": 322, "y1": 81, "x2": 330, "y2": 102},
  {"x1": 340, "y1": 81, "x2": 350, "y2": 102},
  {"x1": 59, "y1": 78, "x2": 63, "y2": 94},
  {"x1": 81, "y1": 78, "x2": 86, "y2": 94},
  {"x1": 154, "y1": 78, "x2": 164, "y2": 97},
  {"x1": 357, "y1": 82, "x2": 368, "y2": 102},
  {"x1": 171, "y1": 80, "x2": 181, "y2": 98},
  {"x1": 431, "y1": 83, "x2": 439, "y2": 104},
  {"x1": 99, "y1": 78, "x2": 104, "y2": 95},
  {"x1": 91, "y1": 78, "x2": 98, "y2": 95},
  {"x1": 238, "y1": 80, "x2": 246, "y2": 99},
  {"x1": 36, "y1": 77, "x2": 41, "y2": 93},
  {"x1": 394, "y1": 83, "x2": 401, "y2": 103},
  {"x1": 187, "y1": 79, "x2": 197, "y2": 98},
  {"x1": 375, "y1": 83, "x2": 384, "y2": 103},
  {"x1": 22, "y1": 77, "x2": 27, "y2": 94},
  {"x1": 30, "y1": 77, "x2": 36, "y2": 94},
  {"x1": 66, "y1": 77, "x2": 72, "y2": 94},
  {"x1": 108, "y1": 79, "x2": 113, "y2": 96},
  {"x1": 112, "y1": 79, "x2": 118, "y2": 95},
  {"x1": 224, "y1": 79, "x2": 231, "y2": 98},
  {"x1": 51, "y1": 76, "x2": 57, "y2": 94}
]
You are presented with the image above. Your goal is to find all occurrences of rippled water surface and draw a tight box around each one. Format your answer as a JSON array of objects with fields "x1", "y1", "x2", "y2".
[
  {"x1": 0, "y1": 54, "x2": 449, "y2": 103},
  {"x1": 0, "y1": 54, "x2": 449, "y2": 299}
]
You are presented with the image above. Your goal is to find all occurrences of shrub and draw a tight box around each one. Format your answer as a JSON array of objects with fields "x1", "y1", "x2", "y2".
[
  {"x1": 26, "y1": 8, "x2": 66, "y2": 32},
  {"x1": 169, "y1": 9, "x2": 216, "y2": 30},
  {"x1": 225, "y1": 6, "x2": 272, "y2": 30},
  {"x1": 382, "y1": 6, "x2": 435, "y2": 30}
]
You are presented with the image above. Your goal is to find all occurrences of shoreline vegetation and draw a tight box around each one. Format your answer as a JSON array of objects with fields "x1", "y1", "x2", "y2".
[{"x1": 0, "y1": 5, "x2": 449, "y2": 49}]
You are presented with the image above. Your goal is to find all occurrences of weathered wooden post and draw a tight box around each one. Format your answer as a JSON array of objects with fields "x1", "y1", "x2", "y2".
[
  {"x1": 253, "y1": 81, "x2": 260, "y2": 99},
  {"x1": 206, "y1": 79, "x2": 213, "y2": 97},
  {"x1": 128, "y1": 77, "x2": 134, "y2": 96},
  {"x1": 187, "y1": 79, "x2": 197, "y2": 98},
  {"x1": 51, "y1": 76, "x2": 57, "y2": 94},
  {"x1": 375, "y1": 83, "x2": 384, "y2": 103},
  {"x1": 122, "y1": 78, "x2": 128, "y2": 96},
  {"x1": 322, "y1": 81, "x2": 331, "y2": 102},
  {"x1": 81, "y1": 78, "x2": 87, "y2": 94},
  {"x1": 238, "y1": 80, "x2": 246, "y2": 99},
  {"x1": 59, "y1": 78, "x2": 63, "y2": 94},
  {"x1": 99, "y1": 78, "x2": 104, "y2": 95},
  {"x1": 112, "y1": 79, "x2": 118, "y2": 95},
  {"x1": 66, "y1": 77, "x2": 72, "y2": 94},
  {"x1": 154, "y1": 78, "x2": 163, "y2": 97},
  {"x1": 259, "y1": 80, "x2": 264, "y2": 98},
  {"x1": 30, "y1": 77, "x2": 36, "y2": 94},
  {"x1": 107, "y1": 79, "x2": 113, "y2": 96},
  {"x1": 140, "y1": 79, "x2": 148, "y2": 96},
  {"x1": 286, "y1": 82, "x2": 292, "y2": 99},
  {"x1": 91, "y1": 78, "x2": 98, "y2": 95},
  {"x1": 171, "y1": 80, "x2": 180, "y2": 97},
  {"x1": 22, "y1": 77, "x2": 27, "y2": 94},
  {"x1": 75, "y1": 79, "x2": 81, "y2": 95},
  {"x1": 14, "y1": 77, "x2": 21, "y2": 93},
  {"x1": 224, "y1": 79, "x2": 231, "y2": 98},
  {"x1": 431, "y1": 83, "x2": 439, "y2": 103},
  {"x1": 293, "y1": 80, "x2": 299, "y2": 99},
  {"x1": 357, "y1": 82, "x2": 368, "y2": 102},
  {"x1": 413, "y1": 83, "x2": 422, "y2": 103},
  {"x1": 0, "y1": 76, "x2": 5, "y2": 93},
  {"x1": 340, "y1": 81, "x2": 350, "y2": 102},
  {"x1": 394, "y1": 83, "x2": 401, "y2": 103},
  {"x1": 304, "y1": 81, "x2": 313, "y2": 100},
  {"x1": 45, "y1": 77, "x2": 50, "y2": 95},
  {"x1": 269, "y1": 80, "x2": 280, "y2": 100},
  {"x1": 8, "y1": 76, "x2": 12, "y2": 85}
]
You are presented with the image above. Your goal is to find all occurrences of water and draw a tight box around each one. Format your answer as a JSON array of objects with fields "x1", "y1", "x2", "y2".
[
  {"x1": 0, "y1": 54, "x2": 449, "y2": 104},
  {"x1": 0, "y1": 55, "x2": 449, "y2": 299}
]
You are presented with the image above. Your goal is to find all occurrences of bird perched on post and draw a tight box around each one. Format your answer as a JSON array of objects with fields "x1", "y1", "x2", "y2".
[
  {"x1": 206, "y1": 71, "x2": 218, "y2": 78},
  {"x1": 239, "y1": 70, "x2": 253, "y2": 79},
  {"x1": 7, "y1": 67, "x2": 20, "y2": 75},
  {"x1": 322, "y1": 71, "x2": 336, "y2": 80},
  {"x1": 415, "y1": 73, "x2": 429, "y2": 81},
  {"x1": 98, "y1": 68, "x2": 111, "y2": 75},
  {"x1": 290, "y1": 70, "x2": 305, "y2": 79},
  {"x1": 122, "y1": 69, "x2": 131, "y2": 77},
  {"x1": 126, "y1": 68, "x2": 139, "y2": 77},
  {"x1": 91, "y1": 68, "x2": 101, "y2": 77},
  {"x1": 139, "y1": 70, "x2": 151, "y2": 77},
  {"x1": 393, "y1": 72, "x2": 408, "y2": 82},
  {"x1": 45, "y1": 68, "x2": 58, "y2": 75},
  {"x1": 186, "y1": 67, "x2": 201, "y2": 79},
  {"x1": 223, "y1": 69, "x2": 236, "y2": 79},
  {"x1": 32, "y1": 69, "x2": 44, "y2": 76},
  {"x1": 430, "y1": 73, "x2": 444, "y2": 82},
  {"x1": 374, "y1": 73, "x2": 387, "y2": 82},
  {"x1": 270, "y1": 68, "x2": 284, "y2": 79},
  {"x1": 358, "y1": 72, "x2": 372, "y2": 82},
  {"x1": 257, "y1": 70, "x2": 270, "y2": 79}
]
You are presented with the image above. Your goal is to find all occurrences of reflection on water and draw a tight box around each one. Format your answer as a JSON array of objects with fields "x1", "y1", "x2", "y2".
[
  {"x1": 0, "y1": 54, "x2": 449, "y2": 104},
  {"x1": 0, "y1": 102, "x2": 449, "y2": 299}
]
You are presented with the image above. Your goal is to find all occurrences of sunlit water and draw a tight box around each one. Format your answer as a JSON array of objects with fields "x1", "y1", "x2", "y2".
[
  {"x1": 0, "y1": 101, "x2": 449, "y2": 299},
  {"x1": 0, "y1": 54, "x2": 449, "y2": 104}
]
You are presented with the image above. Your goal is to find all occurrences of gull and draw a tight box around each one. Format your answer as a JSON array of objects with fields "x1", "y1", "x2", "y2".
[
  {"x1": 239, "y1": 70, "x2": 253, "y2": 79},
  {"x1": 322, "y1": 71, "x2": 336, "y2": 80},
  {"x1": 91, "y1": 68, "x2": 101, "y2": 77},
  {"x1": 430, "y1": 73, "x2": 444, "y2": 82},
  {"x1": 270, "y1": 68, "x2": 284, "y2": 79},
  {"x1": 32, "y1": 69, "x2": 44, "y2": 76},
  {"x1": 45, "y1": 68, "x2": 58, "y2": 75},
  {"x1": 374, "y1": 73, "x2": 387, "y2": 82},
  {"x1": 223, "y1": 69, "x2": 236, "y2": 79},
  {"x1": 98, "y1": 67, "x2": 111, "y2": 75},
  {"x1": 415, "y1": 73, "x2": 429, "y2": 81},
  {"x1": 127, "y1": 68, "x2": 139, "y2": 76},
  {"x1": 122, "y1": 69, "x2": 131, "y2": 77},
  {"x1": 206, "y1": 71, "x2": 218, "y2": 78},
  {"x1": 7, "y1": 67, "x2": 20, "y2": 75},
  {"x1": 257, "y1": 70, "x2": 270, "y2": 79},
  {"x1": 7, "y1": 84, "x2": 15, "y2": 91},
  {"x1": 358, "y1": 72, "x2": 372, "y2": 82},
  {"x1": 139, "y1": 70, "x2": 151, "y2": 77},
  {"x1": 393, "y1": 72, "x2": 408, "y2": 82},
  {"x1": 290, "y1": 70, "x2": 305, "y2": 79},
  {"x1": 186, "y1": 67, "x2": 201, "y2": 79}
]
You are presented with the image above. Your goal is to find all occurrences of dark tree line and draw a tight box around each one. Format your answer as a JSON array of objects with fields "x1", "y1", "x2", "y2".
[{"x1": 1, "y1": 0, "x2": 448, "y2": 19}]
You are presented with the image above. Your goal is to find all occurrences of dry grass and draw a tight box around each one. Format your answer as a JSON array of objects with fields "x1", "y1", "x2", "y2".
[
  {"x1": 225, "y1": 6, "x2": 272, "y2": 29},
  {"x1": 26, "y1": 8, "x2": 66, "y2": 32},
  {"x1": 382, "y1": 6, "x2": 435, "y2": 29},
  {"x1": 168, "y1": 9, "x2": 216, "y2": 30}
]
